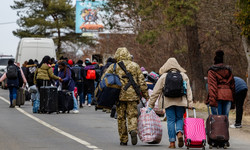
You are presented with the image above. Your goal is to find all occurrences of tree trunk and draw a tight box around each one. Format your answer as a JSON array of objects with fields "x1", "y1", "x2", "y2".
[
  {"x1": 242, "y1": 36, "x2": 250, "y2": 115},
  {"x1": 186, "y1": 23, "x2": 206, "y2": 102}
]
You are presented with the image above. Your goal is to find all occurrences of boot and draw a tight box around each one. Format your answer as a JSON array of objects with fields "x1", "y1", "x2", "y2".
[
  {"x1": 120, "y1": 142, "x2": 127, "y2": 146},
  {"x1": 130, "y1": 130, "x2": 138, "y2": 145},
  {"x1": 177, "y1": 132, "x2": 184, "y2": 148},
  {"x1": 169, "y1": 142, "x2": 176, "y2": 149}
]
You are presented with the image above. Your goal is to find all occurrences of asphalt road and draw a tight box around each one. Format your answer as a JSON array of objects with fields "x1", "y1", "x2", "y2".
[{"x1": 0, "y1": 88, "x2": 250, "y2": 150}]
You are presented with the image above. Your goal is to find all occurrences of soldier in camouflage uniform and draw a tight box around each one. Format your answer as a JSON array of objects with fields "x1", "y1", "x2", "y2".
[{"x1": 104, "y1": 47, "x2": 149, "y2": 146}]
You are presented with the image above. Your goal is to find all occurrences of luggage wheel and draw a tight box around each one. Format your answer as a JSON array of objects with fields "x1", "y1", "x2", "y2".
[
  {"x1": 216, "y1": 146, "x2": 219, "y2": 149},
  {"x1": 209, "y1": 145, "x2": 213, "y2": 149},
  {"x1": 67, "y1": 111, "x2": 70, "y2": 113}
]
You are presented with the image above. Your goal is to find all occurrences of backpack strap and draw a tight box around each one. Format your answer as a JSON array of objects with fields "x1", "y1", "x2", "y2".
[{"x1": 113, "y1": 63, "x2": 117, "y2": 73}]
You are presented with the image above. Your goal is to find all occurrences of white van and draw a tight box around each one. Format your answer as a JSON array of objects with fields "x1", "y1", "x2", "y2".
[{"x1": 15, "y1": 38, "x2": 57, "y2": 65}]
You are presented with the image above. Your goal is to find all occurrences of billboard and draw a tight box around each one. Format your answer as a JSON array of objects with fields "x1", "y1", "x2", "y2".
[{"x1": 75, "y1": 0, "x2": 106, "y2": 34}]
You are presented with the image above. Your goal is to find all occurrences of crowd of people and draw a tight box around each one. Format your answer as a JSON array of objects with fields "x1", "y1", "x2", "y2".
[{"x1": 0, "y1": 47, "x2": 248, "y2": 148}]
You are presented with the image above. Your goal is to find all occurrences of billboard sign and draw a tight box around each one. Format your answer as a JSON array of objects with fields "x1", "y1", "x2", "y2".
[{"x1": 75, "y1": 0, "x2": 106, "y2": 34}]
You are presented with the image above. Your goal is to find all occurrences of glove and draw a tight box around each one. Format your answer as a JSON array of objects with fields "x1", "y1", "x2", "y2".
[{"x1": 146, "y1": 107, "x2": 152, "y2": 113}]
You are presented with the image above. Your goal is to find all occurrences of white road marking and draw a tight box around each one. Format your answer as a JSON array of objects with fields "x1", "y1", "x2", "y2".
[{"x1": 0, "y1": 96, "x2": 102, "y2": 150}]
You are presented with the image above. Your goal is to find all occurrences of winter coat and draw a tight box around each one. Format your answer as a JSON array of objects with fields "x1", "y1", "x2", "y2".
[
  {"x1": 34, "y1": 63, "x2": 60, "y2": 85},
  {"x1": 58, "y1": 68, "x2": 75, "y2": 91},
  {"x1": 234, "y1": 77, "x2": 248, "y2": 93},
  {"x1": 206, "y1": 64, "x2": 235, "y2": 107},
  {"x1": 148, "y1": 58, "x2": 193, "y2": 109},
  {"x1": 104, "y1": 47, "x2": 149, "y2": 102},
  {"x1": 26, "y1": 64, "x2": 37, "y2": 86}
]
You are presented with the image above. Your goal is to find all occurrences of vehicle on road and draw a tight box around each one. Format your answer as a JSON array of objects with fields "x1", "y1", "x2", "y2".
[
  {"x1": 80, "y1": 22, "x2": 104, "y2": 32},
  {"x1": 0, "y1": 55, "x2": 14, "y2": 89},
  {"x1": 15, "y1": 38, "x2": 57, "y2": 65}
]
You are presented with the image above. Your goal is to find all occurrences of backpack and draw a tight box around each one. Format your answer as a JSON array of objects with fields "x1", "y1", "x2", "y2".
[
  {"x1": 84, "y1": 65, "x2": 96, "y2": 80},
  {"x1": 72, "y1": 65, "x2": 82, "y2": 81},
  {"x1": 163, "y1": 70, "x2": 186, "y2": 98},
  {"x1": 6, "y1": 65, "x2": 18, "y2": 79},
  {"x1": 86, "y1": 70, "x2": 96, "y2": 80}
]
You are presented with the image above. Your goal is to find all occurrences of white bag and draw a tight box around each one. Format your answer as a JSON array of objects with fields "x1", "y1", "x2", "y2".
[{"x1": 138, "y1": 108, "x2": 162, "y2": 144}]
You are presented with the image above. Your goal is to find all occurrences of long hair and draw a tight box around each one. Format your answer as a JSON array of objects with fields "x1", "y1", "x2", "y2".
[
  {"x1": 58, "y1": 61, "x2": 68, "y2": 77},
  {"x1": 38, "y1": 56, "x2": 51, "y2": 68}
]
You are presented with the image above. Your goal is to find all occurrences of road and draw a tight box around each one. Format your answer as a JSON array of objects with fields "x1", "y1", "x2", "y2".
[{"x1": 0, "y1": 88, "x2": 249, "y2": 150}]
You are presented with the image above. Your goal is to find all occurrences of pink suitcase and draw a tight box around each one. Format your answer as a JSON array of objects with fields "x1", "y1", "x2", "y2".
[{"x1": 184, "y1": 108, "x2": 206, "y2": 150}]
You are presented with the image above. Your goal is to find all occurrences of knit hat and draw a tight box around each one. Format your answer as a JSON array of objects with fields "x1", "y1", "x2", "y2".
[
  {"x1": 214, "y1": 50, "x2": 224, "y2": 64},
  {"x1": 68, "y1": 59, "x2": 73, "y2": 65},
  {"x1": 141, "y1": 67, "x2": 146, "y2": 72}
]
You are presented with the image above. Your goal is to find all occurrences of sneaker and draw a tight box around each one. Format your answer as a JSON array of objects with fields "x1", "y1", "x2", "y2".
[
  {"x1": 230, "y1": 124, "x2": 242, "y2": 128},
  {"x1": 130, "y1": 130, "x2": 138, "y2": 145},
  {"x1": 12, "y1": 99, "x2": 16, "y2": 107},
  {"x1": 72, "y1": 110, "x2": 79, "y2": 114},
  {"x1": 88, "y1": 104, "x2": 91, "y2": 107}
]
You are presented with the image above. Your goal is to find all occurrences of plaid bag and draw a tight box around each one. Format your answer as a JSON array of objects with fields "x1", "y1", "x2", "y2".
[
  {"x1": 138, "y1": 108, "x2": 162, "y2": 144},
  {"x1": 147, "y1": 89, "x2": 165, "y2": 115}
]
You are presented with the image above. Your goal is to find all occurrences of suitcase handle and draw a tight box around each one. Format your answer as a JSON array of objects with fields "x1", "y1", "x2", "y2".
[{"x1": 185, "y1": 107, "x2": 196, "y2": 118}]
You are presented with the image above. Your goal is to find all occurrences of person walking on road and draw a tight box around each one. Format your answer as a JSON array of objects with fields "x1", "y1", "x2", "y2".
[
  {"x1": 0, "y1": 59, "x2": 27, "y2": 108},
  {"x1": 72, "y1": 60, "x2": 85, "y2": 108},
  {"x1": 147, "y1": 57, "x2": 193, "y2": 149},
  {"x1": 206, "y1": 50, "x2": 235, "y2": 117},
  {"x1": 230, "y1": 76, "x2": 248, "y2": 128},
  {"x1": 83, "y1": 58, "x2": 96, "y2": 107},
  {"x1": 57, "y1": 61, "x2": 79, "y2": 113},
  {"x1": 104, "y1": 47, "x2": 149, "y2": 146}
]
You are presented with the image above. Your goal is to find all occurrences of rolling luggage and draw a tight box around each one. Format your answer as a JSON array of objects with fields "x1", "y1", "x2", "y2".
[
  {"x1": 138, "y1": 107, "x2": 162, "y2": 144},
  {"x1": 16, "y1": 88, "x2": 25, "y2": 107},
  {"x1": 206, "y1": 106, "x2": 230, "y2": 149},
  {"x1": 40, "y1": 86, "x2": 58, "y2": 114},
  {"x1": 184, "y1": 107, "x2": 206, "y2": 150},
  {"x1": 58, "y1": 91, "x2": 74, "y2": 113}
]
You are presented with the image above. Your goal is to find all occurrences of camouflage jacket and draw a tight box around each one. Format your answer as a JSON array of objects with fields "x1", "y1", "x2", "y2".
[{"x1": 105, "y1": 47, "x2": 149, "y2": 102}]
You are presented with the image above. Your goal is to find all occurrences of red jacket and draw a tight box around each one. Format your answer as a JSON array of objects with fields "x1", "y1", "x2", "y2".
[{"x1": 206, "y1": 64, "x2": 235, "y2": 107}]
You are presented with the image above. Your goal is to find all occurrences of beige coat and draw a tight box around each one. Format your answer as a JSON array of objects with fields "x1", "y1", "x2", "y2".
[{"x1": 148, "y1": 58, "x2": 193, "y2": 109}]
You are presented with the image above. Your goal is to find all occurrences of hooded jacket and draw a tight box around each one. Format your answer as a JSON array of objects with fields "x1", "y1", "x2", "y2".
[
  {"x1": 34, "y1": 63, "x2": 60, "y2": 85},
  {"x1": 148, "y1": 58, "x2": 193, "y2": 109},
  {"x1": 206, "y1": 64, "x2": 235, "y2": 107},
  {"x1": 104, "y1": 47, "x2": 149, "y2": 102}
]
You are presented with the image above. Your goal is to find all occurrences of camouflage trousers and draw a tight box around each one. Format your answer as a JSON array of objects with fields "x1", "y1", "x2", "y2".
[{"x1": 117, "y1": 101, "x2": 138, "y2": 143}]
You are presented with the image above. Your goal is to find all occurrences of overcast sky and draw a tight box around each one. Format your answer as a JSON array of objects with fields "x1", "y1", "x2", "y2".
[
  {"x1": 0, "y1": 1, "x2": 77, "y2": 57},
  {"x1": 0, "y1": 1, "x2": 19, "y2": 57}
]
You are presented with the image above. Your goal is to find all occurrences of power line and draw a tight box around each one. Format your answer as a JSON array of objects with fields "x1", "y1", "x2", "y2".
[{"x1": 0, "y1": 22, "x2": 16, "y2": 25}]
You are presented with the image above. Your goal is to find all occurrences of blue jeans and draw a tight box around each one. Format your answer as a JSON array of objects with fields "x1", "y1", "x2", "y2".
[
  {"x1": 72, "y1": 91, "x2": 78, "y2": 110},
  {"x1": 211, "y1": 100, "x2": 231, "y2": 117},
  {"x1": 9, "y1": 87, "x2": 17, "y2": 105},
  {"x1": 76, "y1": 82, "x2": 84, "y2": 106},
  {"x1": 83, "y1": 93, "x2": 92, "y2": 105},
  {"x1": 165, "y1": 106, "x2": 185, "y2": 142}
]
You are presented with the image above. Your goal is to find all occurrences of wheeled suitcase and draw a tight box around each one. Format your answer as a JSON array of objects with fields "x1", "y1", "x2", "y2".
[
  {"x1": 16, "y1": 88, "x2": 25, "y2": 107},
  {"x1": 206, "y1": 106, "x2": 230, "y2": 149},
  {"x1": 58, "y1": 91, "x2": 74, "y2": 113},
  {"x1": 40, "y1": 86, "x2": 58, "y2": 114},
  {"x1": 184, "y1": 107, "x2": 206, "y2": 150}
]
